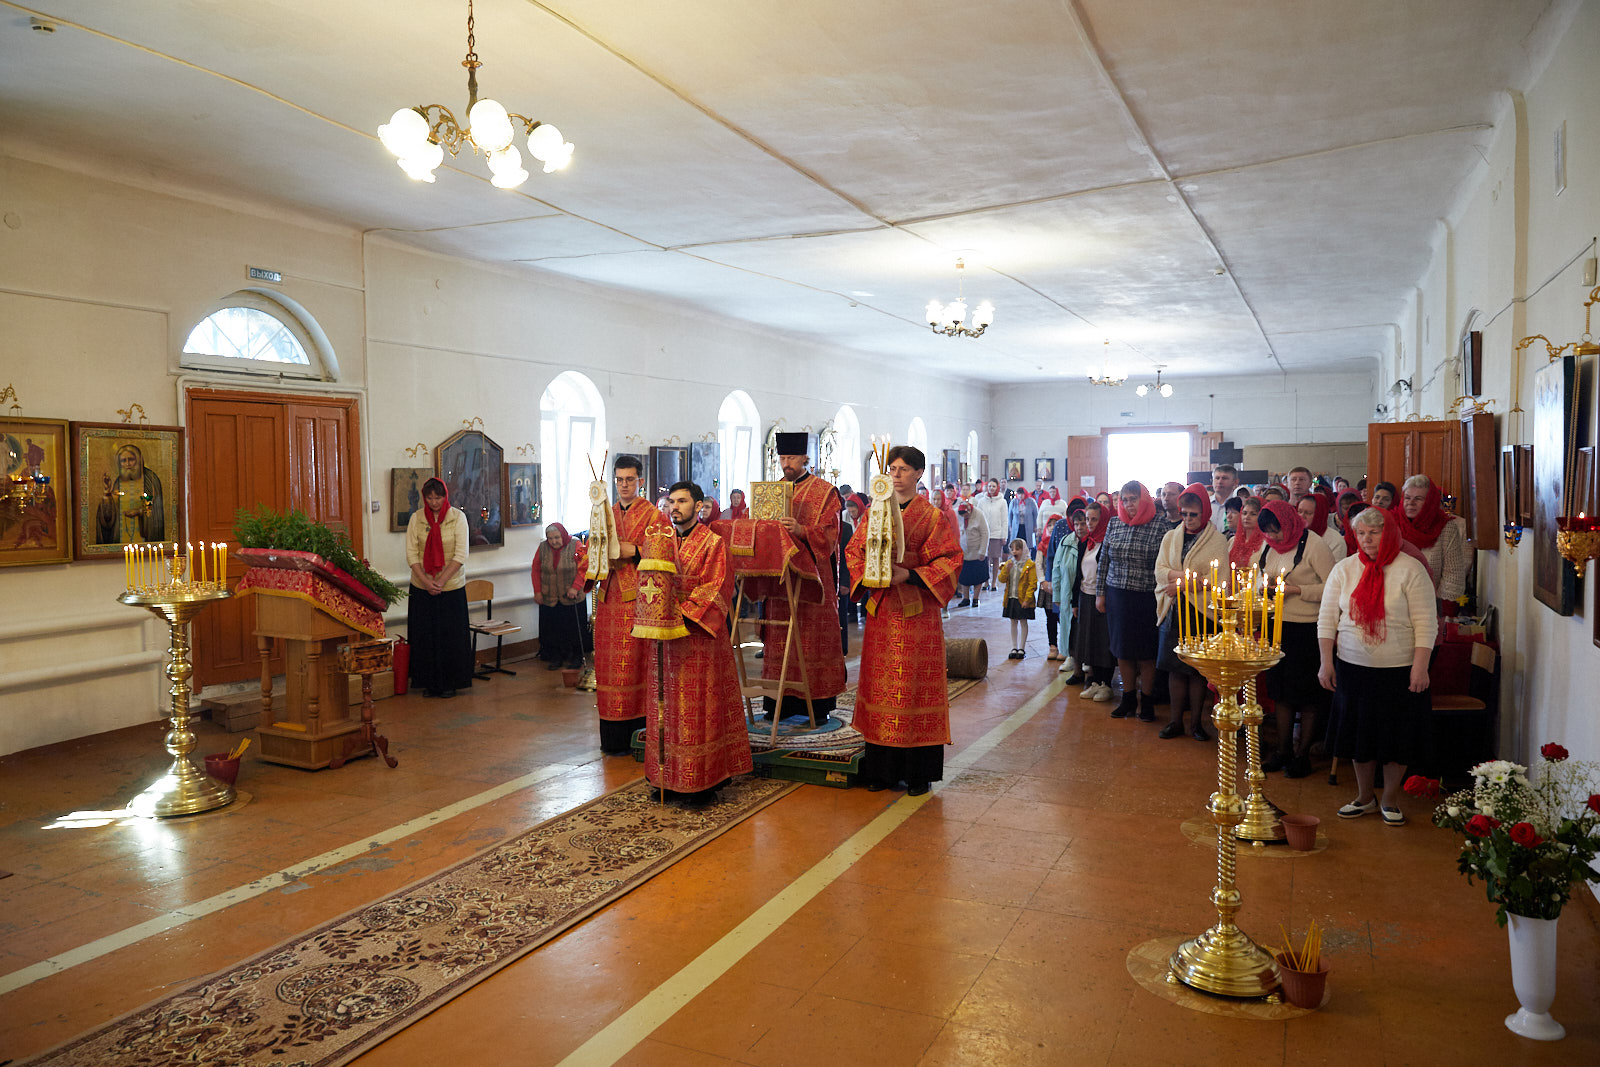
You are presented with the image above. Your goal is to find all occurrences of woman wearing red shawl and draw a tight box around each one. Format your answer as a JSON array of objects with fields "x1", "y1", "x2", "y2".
[
  {"x1": 726, "y1": 489, "x2": 749, "y2": 521},
  {"x1": 932, "y1": 488, "x2": 961, "y2": 544},
  {"x1": 1093, "y1": 481, "x2": 1176, "y2": 721},
  {"x1": 1345, "y1": 502, "x2": 1436, "y2": 588},
  {"x1": 1228, "y1": 495, "x2": 1264, "y2": 569},
  {"x1": 1296, "y1": 490, "x2": 1347, "y2": 563},
  {"x1": 1153, "y1": 485, "x2": 1228, "y2": 740},
  {"x1": 1318, "y1": 507, "x2": 1437, "y2": 825},
  {"x1": 1071, "y1": 500, "x2": 1116, "y2": 700},
  {"x1": 405, "y1": 477, "x2": 474, "y2": 697},
  {"x1": 1255, "y1": 500, "x2": 1336, "y2": 777},
  {"x1": 1393, "y1": 475, "x2": 1469, "y2": 607},
  {"x1": 696, "y1": 497, "x2": 722, "y2": 523},
  {"x1": 532, "y1": 523, "x2": 591, "y2": 670}
]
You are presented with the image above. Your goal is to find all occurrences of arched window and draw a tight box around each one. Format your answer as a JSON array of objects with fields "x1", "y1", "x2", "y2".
[
  {"x1": 831, "y1": 404, "x2": 861, "y2": 492},
  {"x1": 719, "y1": 390, "x2": 761, "y2": 503},
  {"x1": 966, "y1": 431, "x2": 979, "y2": 487},
  {"x1": 181, "y1": 290, "x2": 335, "y2": 380},
  {"x1": 906, "y1": 417, "x2": 929, "y2": 488},
  {"x1": 540, "y1": 371, "x2": 607, "y2": 534}
]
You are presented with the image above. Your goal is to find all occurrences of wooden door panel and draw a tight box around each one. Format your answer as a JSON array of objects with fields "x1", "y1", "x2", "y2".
[
  {"x1": 1067, "y1": 435, "x2": 1108, "y2": 499},
  {"x1": 1414, "y1": 424, "x2": 1460, "y2": 497},
  {"x1": 287, "y1": 403, "x2": 359, "y2": 548}
]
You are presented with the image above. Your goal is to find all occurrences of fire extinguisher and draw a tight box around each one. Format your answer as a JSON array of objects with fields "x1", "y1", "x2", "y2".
[{"x1": 391, "y1": 636, "x2": 411, "y2": 695}]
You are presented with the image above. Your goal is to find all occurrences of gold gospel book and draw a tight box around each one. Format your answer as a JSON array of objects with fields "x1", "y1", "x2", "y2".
[{"x1": 748, "y1": 480, "x2": 793, "y2": 520}]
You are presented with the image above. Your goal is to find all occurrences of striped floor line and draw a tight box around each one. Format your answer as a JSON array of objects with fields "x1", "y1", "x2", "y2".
[
  {"x1": 556, "y1": 673, "x2": 1069, "y2": 1066},
  {"x1": 0, "y1": 760, "x2": 583, "y2": 997}
]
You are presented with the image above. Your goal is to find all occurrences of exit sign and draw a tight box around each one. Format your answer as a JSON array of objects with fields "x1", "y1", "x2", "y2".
[{"x1": 247, "y1": 266, "x2": 282, "y2": 283}]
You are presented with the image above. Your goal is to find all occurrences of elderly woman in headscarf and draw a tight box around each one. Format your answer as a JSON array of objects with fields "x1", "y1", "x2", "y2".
[
  {"x1": 1094, "y1": 481, "x2": 1176, "y2": 721},
  {"x1": 405, "y1": 477, "x2": 473, "y2": 697},
  {"x1": 1154, "y1": 484, "x2": 1228, "y2": 740},
  {"x1": 532, "y1": 522, "x2": 591, "y2": 670},
  {"x1": 696, "y1": 496, "x2": 722, "y2": 524},
  {"x1": 1392, "y1": 474, "x2": 1470, "y2": 611},
  {"x1": 727, "y1": 488, "x2": 749, "y2": 520},
  {"x1": 1073, "y1": 500, "x2": 1116, "y2": 700},
  {"x1": 1254, "y1": 499, "x2": 1337, "y2": 777},
  {"x1": 1319, "y1": 506, "x2": 1436, "y2": 826},
  {"x1": 955, "y1": 497, "x2": 991, "y2": 608}
]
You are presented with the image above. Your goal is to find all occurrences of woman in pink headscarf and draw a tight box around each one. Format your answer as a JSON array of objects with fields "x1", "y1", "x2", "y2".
[
  {"x1": 1094, "y1": 481, "x2": 1176, "y2": 721},
  {"x1": 1255, "y1": 500, "x2": 1336, "y2": 778}
]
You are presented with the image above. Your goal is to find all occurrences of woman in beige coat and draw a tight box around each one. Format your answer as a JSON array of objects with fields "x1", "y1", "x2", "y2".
[{"x1": 1153, "y1": 485, "x2": 1229, "y2": 740}]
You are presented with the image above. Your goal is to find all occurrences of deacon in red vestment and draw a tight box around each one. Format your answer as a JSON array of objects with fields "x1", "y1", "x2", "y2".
[
  {"x1": 591, "y1": 454, "x2": 669, "y2": 754},
  {"x1": 845, "y1": 445, "x2": 963, "y2": 795},
  {"x1": 762, "y1": 432, "x2": 847, "y2": 723},
  {"x1": 641, "y1": 481, "x2": 753, "y2": 806}
]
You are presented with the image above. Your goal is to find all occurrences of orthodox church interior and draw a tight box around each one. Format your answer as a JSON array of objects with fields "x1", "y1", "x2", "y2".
[{"x1": 2, "y1": 1, "x2": 1598, "y2": 1063}]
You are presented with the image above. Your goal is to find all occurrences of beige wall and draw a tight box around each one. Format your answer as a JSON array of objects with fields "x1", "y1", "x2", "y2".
[
  {"x1": 0, "y1": 155, "x2": 990, "y2": 755},
  {"x1": 1395, "y1": 3, "x2": 1600, "y2": 795},
  {"x1": 1239, "y1": 443, "x2": 1367, "y2": 485}
]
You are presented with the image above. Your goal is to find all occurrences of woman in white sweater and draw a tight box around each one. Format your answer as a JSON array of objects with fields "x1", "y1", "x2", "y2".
[
  {"x1": 1254, "y1": 500, "x2": 1336, "y2": 778},
  {"x1": 1153, "y1": 486, "x2": 1228, "y2": 740},
  {"x1": 1317, "y1": 507, "x2": 1437, "y2": 826},
  {"x1": 405, "y1": 477, "x2": 473, "y2": 697}
]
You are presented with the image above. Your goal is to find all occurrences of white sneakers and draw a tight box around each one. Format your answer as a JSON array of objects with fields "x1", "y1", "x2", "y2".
[
  {"x1": 1077, "y1": 682, "x2": 1114, "y2": 702},
  {"x1": 1057, "y1": 656, "x2": 1078, "y2": 675}
]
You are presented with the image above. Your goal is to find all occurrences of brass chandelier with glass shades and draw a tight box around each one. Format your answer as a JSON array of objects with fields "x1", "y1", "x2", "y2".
[
  {"x1": 1087, "y1": 340, "x2": 1127, "y2": 386},
  {"x1": 925, "y1": 259, "x2": 995, "y2": 338},
  {"x1": 377, "y1": 1, "x2": 573, "y2": 189}
]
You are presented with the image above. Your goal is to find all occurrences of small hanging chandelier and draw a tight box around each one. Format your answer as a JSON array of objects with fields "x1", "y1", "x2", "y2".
[
  {"x1": 377, "y1": 0, "x2": 573, "y2": 189},
  {"x1": 925, "y1": 260, "x2": 995, "y2": 338},
  {"x1": 1087, "y1": 340, "x2": 1127, "y2": 386},
  {"x1": 1136, "y1": 368, "x2": 1173, "y2": 397}
]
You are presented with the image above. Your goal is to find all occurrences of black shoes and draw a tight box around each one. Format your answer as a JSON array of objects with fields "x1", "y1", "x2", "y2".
[
  {"x1": 907, "y1": 782, "x2": 930, "y2": 797},
  {"x1": 1262, "y1": 749, "x2": 1291, "y2": 773},
  {"x1": 956, "y1": 598, "x2": 972, "y2": 607},
  {"x1": 546, "y1": 659, "x2": 563, "y2": 671},
  {"x1": 1109, "y1": 692, "x2": 1136, "y2": 718},
  {"x1": 1158, "y1": 721, "x2": 1184, "y2": 739},
  {"x1": 1007, "y1": 648, "x2": 1026, "y2": 659},
  {"x1": 1191, "y1": 725, "x2": 1212, "y2": 742},
  {"x1": 1284, "y1": 752, "x2": 1313, "y2": 779},
  {"x1": 1137, "y1": 694, "x2": 1156, "y2": 723}
]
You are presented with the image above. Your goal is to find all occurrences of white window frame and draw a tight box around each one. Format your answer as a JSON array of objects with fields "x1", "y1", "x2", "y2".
[{"x1": 180, "y1": 289, "x2": 335, "y2": 380}]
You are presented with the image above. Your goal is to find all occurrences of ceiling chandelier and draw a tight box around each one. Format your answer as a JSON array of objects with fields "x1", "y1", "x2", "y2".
[
  {"x1": 1136, "y1": 368, "x2": 1173, "y2": 397},
  {"x1": 1087, "y1": 340, "x2": 1127, "y2": 386},
  {"x1": 377, "y1": 1, "x2": 573, "y2": 189},
  {"x1": 925, "y1": 260, "x2": 995, "y2": 338}
]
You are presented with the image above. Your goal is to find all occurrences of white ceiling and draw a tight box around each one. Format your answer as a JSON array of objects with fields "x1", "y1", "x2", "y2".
[{"x1": 0, "y1": 0, "x2": 1568, "y2": 383}]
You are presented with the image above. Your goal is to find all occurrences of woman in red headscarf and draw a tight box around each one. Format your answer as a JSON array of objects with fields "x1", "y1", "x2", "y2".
[
  {"x1": 1093, "y1": 481, "x2": 1177, "y2": 721},
  {"x1": 726, "y1": 489, "x2": 749, "y2": 521},
  {"x1": 696, "y1": 496, "x2": 722, "y2": 524},
  {"x1": 1154, "y1": 485, "x2": 1228, "y2": 740},
  {"x1": 532, "y1": 522, "x2": 591, "y2": 670},
  {"x1": 1296, "y1": 490, "x2": 1347, "y2": 563},
  {"x1": 405, "y1": 477, "x2": 474, "y2": 697},
  {"x1": 1254, "y1": 499, "x2": 1336, "y2": 776},
  {"x1": 1071, "y1": 499, "x2": 1116, "y2": 700},
  {"x1": 1392, "y1": 475, "x2": 1469, "y2": 608},
  {"x1": 1318, "y1": 506, "x2": 1437, "y2": 825},
  {"x1": 1229, "y1": 496, "x2": 1264, "y2": 570}
]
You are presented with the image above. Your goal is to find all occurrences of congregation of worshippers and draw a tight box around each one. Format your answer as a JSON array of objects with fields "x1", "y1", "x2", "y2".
[{"x1": 410, "y1": 433, "x2": 1465, "y2": 823}]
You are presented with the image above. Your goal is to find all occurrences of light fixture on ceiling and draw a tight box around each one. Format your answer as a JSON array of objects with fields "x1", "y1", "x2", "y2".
[
  {"x1": 1136, "y1": 368, "x2": 1173, "y2": 398},
  {"x1": 925, "y1": 259, "x2": 995, "y2": 338},
  {"x1": 1087, "y1": 340, "x2": 1127, "y2": 387},
  {"x1": 377, "y1": 0, "x2": 573, "y2": 189}
]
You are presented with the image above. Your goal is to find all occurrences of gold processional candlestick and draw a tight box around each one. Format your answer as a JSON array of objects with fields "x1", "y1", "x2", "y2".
[
  {"x1": 1170, "y1": 574, "x2": 1284, "y2": 998},
  {"x1": 117, "y1": 542, "x2": 235, "y2": 818},
  {"x1": 1235, "y1": 674, "x2": 1286, "y2": 844}
]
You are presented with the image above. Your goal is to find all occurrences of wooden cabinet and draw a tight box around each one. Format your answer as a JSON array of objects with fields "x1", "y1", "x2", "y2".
[{"x1": 1366, "y1": 413, "x2": 1497, "y2": 547}]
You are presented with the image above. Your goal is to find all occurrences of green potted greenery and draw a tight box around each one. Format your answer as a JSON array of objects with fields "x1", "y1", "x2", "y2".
[{"x1": 233, "y1": 506, "x2": 405, "y2": 609}]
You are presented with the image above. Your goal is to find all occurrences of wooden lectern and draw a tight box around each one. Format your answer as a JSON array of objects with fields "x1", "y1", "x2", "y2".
[{"x1": 252, "y1": 589, "x2": 365, "y2": 769}]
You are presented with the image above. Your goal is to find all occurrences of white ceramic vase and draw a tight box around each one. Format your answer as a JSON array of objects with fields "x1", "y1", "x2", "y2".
[{"x1": 1504, "y1": 912, "x2": 1565, "y2": 1040}]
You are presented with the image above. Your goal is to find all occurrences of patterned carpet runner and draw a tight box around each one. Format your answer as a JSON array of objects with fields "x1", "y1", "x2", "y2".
[{"x1": 24, "y1": 775, "x2": 796, "y2": 1067}]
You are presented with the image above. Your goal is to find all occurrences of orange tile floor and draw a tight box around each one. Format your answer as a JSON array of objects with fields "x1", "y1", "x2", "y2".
[{"x1": 1, "y1": 608, "x2": 1596, "y2": 1065}]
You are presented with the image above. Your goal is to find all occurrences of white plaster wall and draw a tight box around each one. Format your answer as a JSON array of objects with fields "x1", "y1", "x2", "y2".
[
  {"x1": 1413, "y1": 2, "x2": 1600, "y2": 784},
  {"x1": 0, "y1": 155, "x2": 989, "y2": 755},
  {"x1": 987, "y1": 370, "x2": 1377, "y2": 484}
]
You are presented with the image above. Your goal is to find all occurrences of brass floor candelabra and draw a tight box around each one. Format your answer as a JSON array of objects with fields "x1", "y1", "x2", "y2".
[
  {"x1": 1170, "y1": 593, "x2": 1283, "y2": 998},
  {"x1": 118, "y1": 585, "x2": 236, "y2": 817},
  {"x1": 1235, "y1": 676, "x2": 1286, "y2": 844}
]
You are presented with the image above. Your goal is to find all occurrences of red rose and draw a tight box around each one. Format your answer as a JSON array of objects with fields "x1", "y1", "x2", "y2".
[
  {"x1": 1508, "y1": 822, "x2": 1543, "y2": 847},
  {"x1": 1541, "y1": 743, "x2": 1569, "y2": 762},
  {"x1": 1587, "y1": 794, "x2": 1600, "y2": 815},
  {"x1": 1403, "y1": 775, "x2": 1441, "y2": 799}
]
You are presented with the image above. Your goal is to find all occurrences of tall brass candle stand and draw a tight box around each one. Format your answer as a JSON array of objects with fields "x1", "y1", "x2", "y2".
[
  {"x1": 118, "y1": 583, "x2": 236, "y2": 817},
  {"x1": 576, "y1": 589, "x2": 599, "y2": 693},
  {"x1": 1234, "y1": 676, "x2": 1286, "y2": 844},
  {"x1": 1170, "y1": 595, "x2": 1282, "y2": 998}
]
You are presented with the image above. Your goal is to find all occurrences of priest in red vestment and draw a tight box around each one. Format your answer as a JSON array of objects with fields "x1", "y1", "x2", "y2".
[
  {"x1": 639, "y1": 480, "x2": 753, "y2": 806},
  {"x1": 591, "y1": 454, "x2": 668, "y2": 754},
  {"x1": 762, "y1": 431, "x2": 847, "y2": 725},
  {"x1": 845, "y1": 445, "x2": 963, "y2": 795}
]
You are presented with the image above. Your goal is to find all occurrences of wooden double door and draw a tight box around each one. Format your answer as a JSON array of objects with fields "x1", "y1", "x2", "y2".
[{"x1": 187, "y1": 389, "x2": 363, "y2": 686}]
